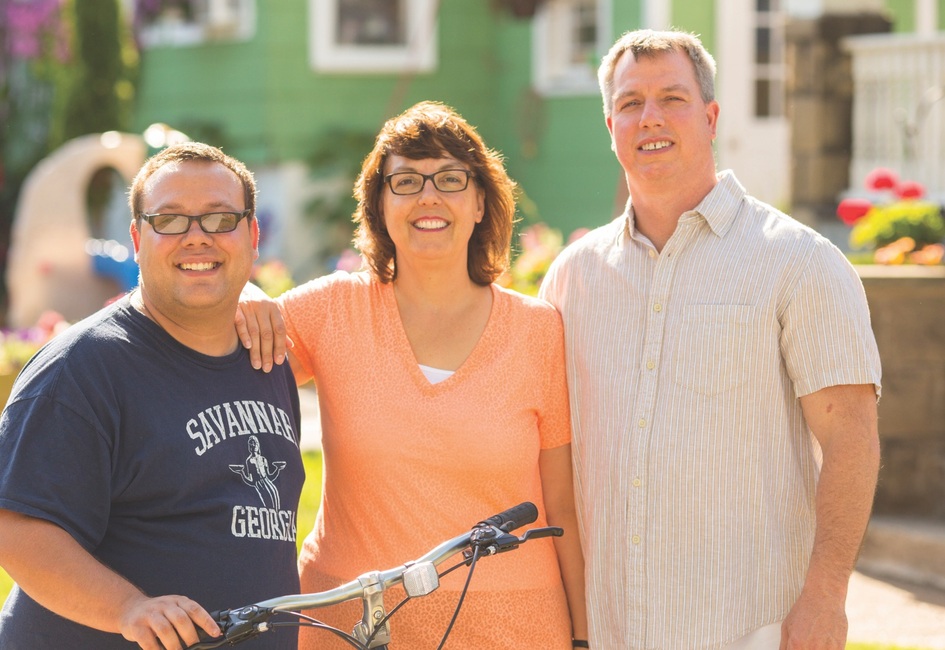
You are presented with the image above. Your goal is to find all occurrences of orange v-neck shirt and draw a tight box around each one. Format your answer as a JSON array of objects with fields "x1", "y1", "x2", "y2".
[{"x1": 279, "y1": 271, "x2": 574, "y2": 648}]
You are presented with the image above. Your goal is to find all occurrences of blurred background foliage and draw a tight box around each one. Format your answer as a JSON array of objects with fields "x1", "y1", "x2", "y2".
[{"x1": 0, "y1": 0, "x2": 139, "y2": 322}]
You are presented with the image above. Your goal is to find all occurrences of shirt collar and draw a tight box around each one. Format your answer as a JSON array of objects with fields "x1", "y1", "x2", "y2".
[
  {"x1": 692, "y1": 170, "x2": 746, "y2": 238},
  {"x1": 622, "y1": 169, "x2": 747, "y2": 242}
]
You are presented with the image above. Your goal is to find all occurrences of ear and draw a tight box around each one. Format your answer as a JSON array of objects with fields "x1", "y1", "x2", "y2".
[
  {"x1": 251, "y1": 217, "x2": 260, "y2": 261},
  {"x1": 706, "y1": 100, "x2": 720, "y2": 140},
  {"x1": 475, "y1": 188, "x2": 485, "y2": 224},
  {"x1": 130, "y1": 220, "x2": 141, "y2": 261},
  {"x1": 606, "y1": 115, "x2": 617, "y2": 153}
]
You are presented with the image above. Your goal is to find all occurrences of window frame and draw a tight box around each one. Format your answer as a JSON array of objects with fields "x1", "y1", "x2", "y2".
[
  {"x1": 136, "y1": 0, "x2": 257, "y2": 48},
  {"x1": 753, "y1": 0, "x2": 786, "y2": 118},
  {"x1": 532, "y1": 0, "x2": 611, "y2": 97},
  {"x1": 308, "y1": 0, "x2": 438, "y2": 73}
]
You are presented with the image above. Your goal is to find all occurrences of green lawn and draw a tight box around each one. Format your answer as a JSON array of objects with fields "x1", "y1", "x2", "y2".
[
  {"x1": 0, "y1": 455, "x2": 937, "y2": 650},
  {"x1": 0, "y1": 450, "x2": 323, "y2": 605},
  {"x1": 848, "y1": 646, "x2": 933, "y2": 650}
]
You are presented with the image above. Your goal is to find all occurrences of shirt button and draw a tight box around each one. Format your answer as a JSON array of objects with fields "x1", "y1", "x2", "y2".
[
  {"x1": 632, "y1": 477, "x2": 642, "y2": 487},
  {"x1": 646, "y1": 360, "x2": 655, "y2": 370},
  {"x1": 653, "y1": 303, "x2": 662, "y2": 312},
  {"x1": 638, "y1": 418, "x2": 646, "y2": 428},
  {"x1": 632, "y1": 535, "x2": 641, "y2": 545},
  {"x1": 648, "y1": 249, "x2": 657, "y2": 259}
]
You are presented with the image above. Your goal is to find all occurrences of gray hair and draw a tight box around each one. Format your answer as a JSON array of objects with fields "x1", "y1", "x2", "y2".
[{"x1": 598, "y1": 29, "x2": 717, "y2": 118}]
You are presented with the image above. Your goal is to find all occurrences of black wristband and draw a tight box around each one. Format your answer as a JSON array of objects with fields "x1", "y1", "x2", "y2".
[{"x1": 572, "y1": 641, "x2": 589, "y2": 648}]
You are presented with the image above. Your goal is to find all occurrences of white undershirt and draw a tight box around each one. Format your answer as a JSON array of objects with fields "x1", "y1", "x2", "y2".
[
  {"x1": 419, "y1": 364, "x2": 454, "y2": 384},
  {"x1": 724, "y1": 622, "x2": 782, "y2": 649}
]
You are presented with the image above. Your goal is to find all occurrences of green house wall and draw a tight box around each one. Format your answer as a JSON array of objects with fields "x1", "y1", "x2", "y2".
[
  {"x1": 133, "y1": 2, "x2": 641, "y2": 241},
  {"x1": 132, "y1": 0, "x2": 933, "y2": 248}
]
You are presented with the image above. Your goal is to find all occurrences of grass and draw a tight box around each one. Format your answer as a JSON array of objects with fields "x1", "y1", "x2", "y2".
[
  {"x1": 0, "y1": 450, "x2": 323, "y2": 605},
  {"x1": 0, "y1": 454, "x2": 937, "y2": 650},
  {"x1": 848, "y1": 646, "x2": 933, "y2": 650}
]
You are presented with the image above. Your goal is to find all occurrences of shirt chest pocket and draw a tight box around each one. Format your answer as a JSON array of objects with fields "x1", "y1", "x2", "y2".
[{"x1": 672, "y1": 304, "x2": 758, "y2": 397}]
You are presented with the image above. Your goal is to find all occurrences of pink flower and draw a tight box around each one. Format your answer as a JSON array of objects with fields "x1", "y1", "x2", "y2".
[
  {"x1": 895, "y1": 180, "x2": 926, "y2": 200},
  {"x1": 865, "y1": 167, "x2": 898, "y2": 191}
]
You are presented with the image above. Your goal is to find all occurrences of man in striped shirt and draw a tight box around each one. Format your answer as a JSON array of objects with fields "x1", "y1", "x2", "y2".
[{"x1": 540, "y1": 29, "x2": 881, "y2": 650}]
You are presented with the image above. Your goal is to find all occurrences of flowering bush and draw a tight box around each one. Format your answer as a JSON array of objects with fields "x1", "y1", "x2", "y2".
[
  {"x1": 498, "y1": 223, "x2": 588, "y2": 296},
  {"x1": 334, "y1": 249, "x2": 364, "y2": 273},
  {"x1": 837, "y1": 168, "x2": 944, "y2": 265},
  {"x1": 0, "y1": 311, "x2": 70, "y2": 375}
]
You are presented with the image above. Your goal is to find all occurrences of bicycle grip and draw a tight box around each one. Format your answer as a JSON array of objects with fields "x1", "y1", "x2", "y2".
[{"x1": 477, "y1": 502, "x2": 538, "y2": 532}]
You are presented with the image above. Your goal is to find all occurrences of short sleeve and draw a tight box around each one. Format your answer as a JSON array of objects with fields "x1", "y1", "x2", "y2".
[
  {"x1": 0, "y1": 395, "x2": 113, "y2": 551},
  {"x1": 780, "y1": 240, "x2": 882, "y2": 398},
  {"x1": 536, "y1": 304, "x2": 572, "y2": 450},
  {"x1": 278, "y1": 271, "x2": 372, "y2": 386}
]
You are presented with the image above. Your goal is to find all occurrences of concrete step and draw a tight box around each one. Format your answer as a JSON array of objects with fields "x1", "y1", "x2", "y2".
[{"x1": 857, "y1": 515, "x2": 945, "y2": 591}]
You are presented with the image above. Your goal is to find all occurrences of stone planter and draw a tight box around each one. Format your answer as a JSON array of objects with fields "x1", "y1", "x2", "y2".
[{"x1": 858, "y1": 265, "x2": 945, "y2": 521}]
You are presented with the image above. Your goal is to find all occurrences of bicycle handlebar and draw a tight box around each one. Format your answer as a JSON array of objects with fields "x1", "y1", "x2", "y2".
[{"x1": 186, "y1": 502, "x2": 559, "y2": 649}]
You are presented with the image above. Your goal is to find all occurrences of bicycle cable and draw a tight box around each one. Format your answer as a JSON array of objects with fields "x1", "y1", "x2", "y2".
[{"x1": 435, "y1": 544, "x2": 482, "y2": 650}]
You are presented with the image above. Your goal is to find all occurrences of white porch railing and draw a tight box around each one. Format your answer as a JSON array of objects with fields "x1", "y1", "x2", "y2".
[{"x1": 845, "y1": 32, "x2": 945, "y2": 200}]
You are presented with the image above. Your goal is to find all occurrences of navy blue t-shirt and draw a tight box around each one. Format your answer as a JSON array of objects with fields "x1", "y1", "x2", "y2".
[{"x1": 0, "y1": 297, "x2": 304, "y2": 649}]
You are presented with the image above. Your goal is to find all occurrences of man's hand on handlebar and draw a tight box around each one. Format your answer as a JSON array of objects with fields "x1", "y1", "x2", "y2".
[
  {"x1": 180, "y1": 503, "x2": 560, "y2": 650},
  {"x1": 118, "y1": 594, "x2": 221, "y2": 650}
]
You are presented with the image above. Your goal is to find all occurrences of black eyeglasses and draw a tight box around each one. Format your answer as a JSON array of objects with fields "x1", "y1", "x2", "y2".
[
  {"x1": 138, "y1": 210, "x2": 251, "y2": 235},
  {"x1": 384, "y1": 169, "x2": 474, "y2": 195}
]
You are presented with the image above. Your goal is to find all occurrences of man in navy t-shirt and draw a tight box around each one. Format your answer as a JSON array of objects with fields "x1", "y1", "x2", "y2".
[{"x1": 0, "y1": 143, "x2": 303, "y2": 649}]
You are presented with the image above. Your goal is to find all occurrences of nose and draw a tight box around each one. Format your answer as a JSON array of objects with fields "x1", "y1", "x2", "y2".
[
  {"x1": 416, "y1": 176, "x2": 442, "y2": 203},
  {"x1": 180, "y1": 217, "x2": 213, "y2": 244},
  {"x1": 639, "y1": 99, "x2": 664, "y2": 128}
]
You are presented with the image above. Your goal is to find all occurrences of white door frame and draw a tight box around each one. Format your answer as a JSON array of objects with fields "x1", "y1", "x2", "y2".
[{"x1": 714, "y1": 0, "x2": 791, "y2": 210}]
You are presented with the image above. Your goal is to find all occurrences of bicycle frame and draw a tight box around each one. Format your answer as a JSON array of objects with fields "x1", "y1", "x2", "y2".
[{"x1": 187, "y1": 502, "x2": 561, "y2": 649}]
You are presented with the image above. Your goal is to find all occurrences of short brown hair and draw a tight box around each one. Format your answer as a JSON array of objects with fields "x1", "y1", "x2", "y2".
[
  {"x1": 598, "y1": 29, "x2": 717, "y2": 119},
  {"x1": 129, "y1": 141, "x2": 257, "y2": 221},
  {"x1": 353, "y1": 101, "x2": 516, "y2": 285}
]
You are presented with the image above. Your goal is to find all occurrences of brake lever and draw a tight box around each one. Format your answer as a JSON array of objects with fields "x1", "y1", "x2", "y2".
[
  {"x1": 463, "y1": 526, "x2": 564, "y2": 562},
  {"x1": 521, "y1": 526, "x2": 563, "y2": 541},
  {"x1": 185, "y1": 605, "x2": 273, "y2": 649}
]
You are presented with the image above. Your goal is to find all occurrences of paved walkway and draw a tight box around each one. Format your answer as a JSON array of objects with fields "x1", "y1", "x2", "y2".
[
  {"x1": 297, "y1": 388, "x2": 945, "y2": 648},
  {"x1": 847, "y1": 570, "x2": 945, "y2": 649}
]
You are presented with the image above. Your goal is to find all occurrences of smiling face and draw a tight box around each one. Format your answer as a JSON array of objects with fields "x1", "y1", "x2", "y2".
[
  {"x1": 606, "y1": 48, "x2": 720, "y2": 193},
  {"x1": 130, "y1": 159, "x2": 259, "y2": 324},
  {"x1": 380, "y1": 155, "x2": 485, "y2": 270}
]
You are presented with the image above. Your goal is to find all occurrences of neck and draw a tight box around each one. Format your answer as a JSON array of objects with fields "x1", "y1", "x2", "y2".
[
  {"x1": 628, "y1": 169, "x2": 718, "y2": 251},
  {"x1": 394, "y1": 269, "x2": 485, "y2": 308},
  {"x1": 393, "y1": 256, "x2": 484, "y2": 304},
  {"x1": 132, "y1": 289, "x2": 241, "y2": 357}
]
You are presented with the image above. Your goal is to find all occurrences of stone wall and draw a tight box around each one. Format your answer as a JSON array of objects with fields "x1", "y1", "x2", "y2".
[
  {"x1": 785, "y1": 13, "x2": 891, "y2": 228},
  {"x1": 858, "y1": 265, "x2": 945, "y2": 521}
]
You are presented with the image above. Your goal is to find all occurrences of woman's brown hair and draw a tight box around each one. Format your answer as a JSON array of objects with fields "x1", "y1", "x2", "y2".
[{"x1": 353, "y1": 101, "x2": 516, "y2": 285}]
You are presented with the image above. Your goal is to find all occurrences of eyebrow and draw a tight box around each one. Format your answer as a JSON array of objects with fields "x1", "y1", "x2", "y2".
[
  {"x1": 144, "y1": 201, "x2": 241, "y2": 214},
  {"x1": 615, "y1": 83, "x2": 694, "y2": 100},
  {"x1": 387, "y1": 160, "x2": 467, "y2": 174}
]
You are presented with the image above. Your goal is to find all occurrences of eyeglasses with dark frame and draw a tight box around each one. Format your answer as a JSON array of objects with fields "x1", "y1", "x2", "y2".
[
  {"x1": 384, "y1": 169, "x2": 474, "y2": 196},
  {"x1": 138, "y1": 210, "x2": 252, "y2": 235}
]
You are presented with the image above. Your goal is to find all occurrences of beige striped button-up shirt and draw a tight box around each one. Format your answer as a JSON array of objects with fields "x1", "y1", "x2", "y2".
[{"x1": 540, "y1": 171, "x2": 881, "y2": 649}]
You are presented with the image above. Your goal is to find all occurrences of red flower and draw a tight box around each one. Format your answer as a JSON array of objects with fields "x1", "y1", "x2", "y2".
[
  {"x1": 895, "y1": 180, "x2": 926, "y2": 200},
  {"x1": 836, "y1": 198, "x2": 872, "y2": 226},
  {"x1": 865, "y1": 167, "x2": 898, "y2": 191}
]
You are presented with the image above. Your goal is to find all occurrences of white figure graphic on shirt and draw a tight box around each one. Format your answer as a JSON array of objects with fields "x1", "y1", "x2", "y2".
[{"x1": 229, "y1": 435, "x2": 286, "y2": 509}]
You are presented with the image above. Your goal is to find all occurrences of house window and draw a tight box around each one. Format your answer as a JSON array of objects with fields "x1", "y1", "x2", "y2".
[
  {"x1": 135, "y1": 0, "x2": 256, "y2": 48},
  {"x1": 754, "y1": 0, "x2": 785, "y2": 117},
  {"x1": 533, "y1": 0, "x2": 609, "y2": 95},
  {"x1": 309, "y1": 0, "x2": 437, "y2": 73}
]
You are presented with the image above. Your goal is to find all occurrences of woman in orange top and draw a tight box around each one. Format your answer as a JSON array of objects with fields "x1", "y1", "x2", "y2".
[{"x1": 240, "y1": 101, "x2": 586, "y2": 649}]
